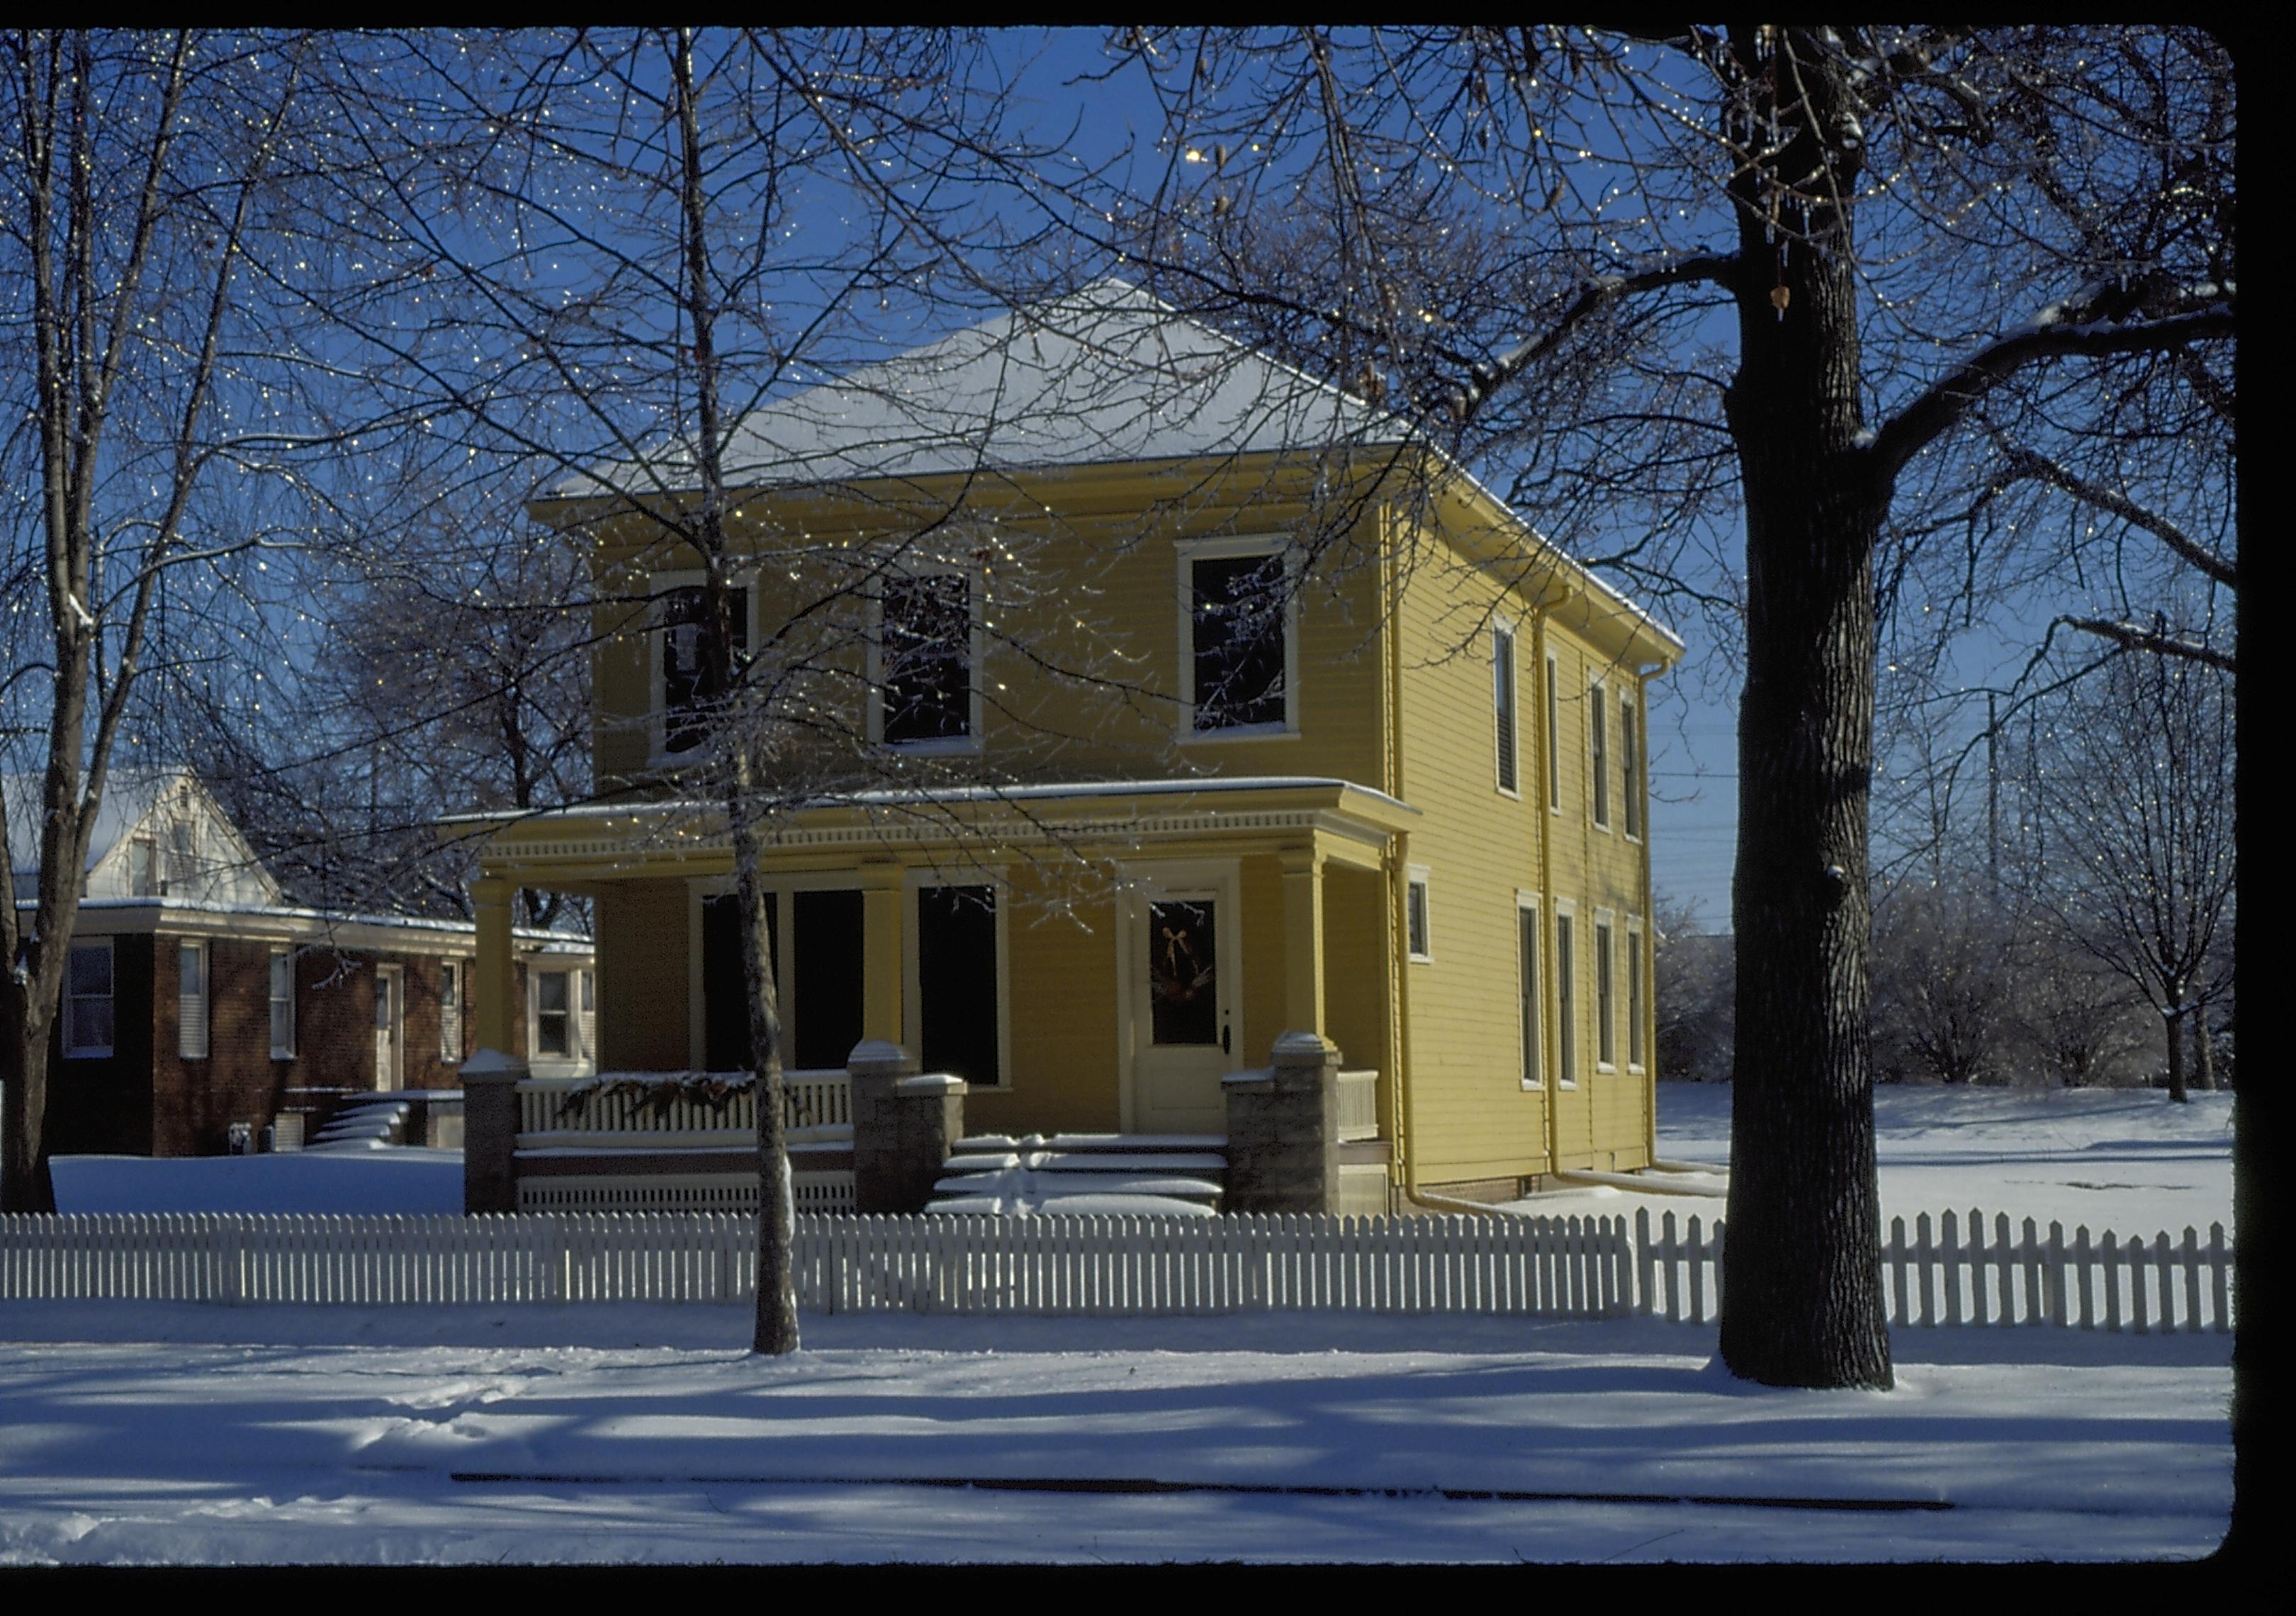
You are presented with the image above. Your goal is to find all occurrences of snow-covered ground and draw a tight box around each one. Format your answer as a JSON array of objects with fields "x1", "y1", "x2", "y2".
[{"x1": 6, "y1": 1083, "x2": 2236, "y2": 1564}]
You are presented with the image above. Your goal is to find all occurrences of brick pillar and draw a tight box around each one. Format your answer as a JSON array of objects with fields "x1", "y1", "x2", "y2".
[
  {"x1": 1223, "y1": 1029, "x2": 1340, "y2": 1215},
  {"x1": 848, "y1": 1040, "x2": 966, "y2": 1213},
  {"x1": 461, "y1": 1048, "x2": 527, "y2": 1214}
]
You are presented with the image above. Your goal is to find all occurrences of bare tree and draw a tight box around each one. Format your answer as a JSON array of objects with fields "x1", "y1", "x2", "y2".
[
  {"x1": 2022, "y1": 649, "x2": 2234, "y2": 1104},
  {"x1": 1087, "y1": 26, "x2": 2234, "y2": 1386},
  {"x1": 1869, "y1": 877, "x2": 2020, "y2": 1087},
  {"x1": 1, "y1": 30, "x2": 347, "y2": 1211}
]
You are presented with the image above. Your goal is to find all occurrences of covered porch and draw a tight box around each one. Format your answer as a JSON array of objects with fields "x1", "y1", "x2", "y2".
[{"x1": 447, "y1": 778, "x2": 1415, "y2": 1160}]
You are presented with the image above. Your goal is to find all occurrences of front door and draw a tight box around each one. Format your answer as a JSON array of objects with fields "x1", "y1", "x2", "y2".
[
  {"x1": 374, "y1": 965, "x2": 403, "y2": 1090},
  {"x1": 1125, "y1": 864, "x2": 1239, "y2": 1135}
]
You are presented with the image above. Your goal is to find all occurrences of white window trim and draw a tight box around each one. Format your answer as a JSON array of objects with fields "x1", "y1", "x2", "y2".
[
  {"x1": 866, "y1": 561, "x2": 987, "y2": 756},
  {"x1": 901, "y1": 868, "x2": 1013, "y2": 1091},
  {"x1": 1625, "y1": 916, "x2": 1647, "y2": 1074},
  {"x1": 527, "y1": 963, "x2": 590, "y2": 1075},
  {"x1": 1176, "y1": 534, "x2": 1300, "y2": 743},
  {"x1": 1405, "y1": 865, "x2": 1434, "y2": 964},
  {"x1": 1588, "y1": 674, "x2": 1612, "y2": 833},
  {"x1": 1546, "y1": 652, "x2": 1563, "y2": 814},
  {"x1": 1593, "y1": 908, "x2": 1618, "y2": 1073},
  {"x1": 1553, "y1": 901, "x2": 1579, "y2": 1089},
  {"x1": 1620, "y1": 688, "x2": 1644, "y2": 843},
  {"x1": 647, "y1": 567, "x2": 758, "y2": 766},
  {"x1": 270, "y1": 947, "x2": 298, "y2": 1060},
  {"x1": 1516, "y1": 891, "x2": 1542, "y2": 1091},
  {"x1": 64, "y1": 937, "x2": 115, "y2": 1059},
  {"x1": 1493, "y1": 620, "x2": 1521, "y2": 799},
  {"x1": 177, "y1": 939, "x2": 209, "y2": 1062}
]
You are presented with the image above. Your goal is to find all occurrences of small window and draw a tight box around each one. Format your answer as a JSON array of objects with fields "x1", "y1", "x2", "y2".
[
  {"x1": 65, "y1": 939, "x2": 115, "y2": 1057},
  {"x1": 1186, "y1": 547, "x2": 1290, "y2": 734},
  {"x1": 438, "y1": 960, "x2": 460, "y2": 1062},
  {"x1": 1556, "y1": 914, "x2": 1576, "y2": 1087},
  {"x1": 1406, "y1": 869, "x2": 1432, "y2": 963},
  {"x1": 1518, "y1": 903, "x2": 1541, "y2": 1088},
  {"x1": 1590, "y1": 683, "x2": 1610, "y2": 828},
  {"x1": 1546, "y1": 654, "x2": 1561, "y2": 811},
  {"x1": 177, "y1": 941, "x2": 208, "y2": 1060},
  {"x1": 1595, "y1": 920, "x2": 1616, "y2": 1068},
  {"x1": 167, "y1": 817, "x2": 198, "y2": 885},
  {"x1": 535, "y1": 970, "x2": 571, "y2": 1057},
  {"x1": 271, "y1": 949, "x2": 298, "y2": 1059},
  {"x1": 1627, "y1": 926, "x2": 1645, "y2": 1070},
  {"x1": 129, "y1": 836, "x2": 159, "y2": 897},
  {"x1": 1494, "y1": 624, "x2": 1519, "y2": 795},
  {"x1": 1621, "y1": 694, "x2": 1641, "y2": 838},
  {"x1": 879, "y1": 572, "x2": 974, "y2": 746},
  {"x1": 578, "y1": 968, "x2": 597, "y2": 1062},
  {"x1": 658, "y1": 582, "x2": 748, "y2": 755}
]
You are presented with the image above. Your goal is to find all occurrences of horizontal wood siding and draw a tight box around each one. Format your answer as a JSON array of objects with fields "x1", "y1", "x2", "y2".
[{"x1": 969, "y1": 874, "x2": 1120, "y2": 1136}]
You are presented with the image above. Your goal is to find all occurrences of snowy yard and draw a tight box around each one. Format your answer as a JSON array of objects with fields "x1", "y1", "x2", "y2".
[{"x1": 4, "y1": 1084, "x2": 2236, "y2": 1564}]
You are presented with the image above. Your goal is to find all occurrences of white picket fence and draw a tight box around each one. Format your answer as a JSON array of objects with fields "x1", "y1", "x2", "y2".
[
  {"x1": 0, "y1": 1208, "x2": 2234, "y2": 1330},
  {"x1": 0, "y1": 1211, "x2": 1630, "y2": 1316},
  {"x1": 1635, "y1": 1208, "x2": 2235, "y2": 1333}
]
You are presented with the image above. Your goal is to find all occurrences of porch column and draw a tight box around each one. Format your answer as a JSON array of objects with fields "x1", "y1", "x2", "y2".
[
  {"x1": 859, "y1": 860, "x2": 905, "y2": 1047},
  {"x1": 1279, "y1": 843, "x2": 1327, "y2": 1041},
  {"x1": 473, "y1": 874, "x2": 519, "y2": 1055}
]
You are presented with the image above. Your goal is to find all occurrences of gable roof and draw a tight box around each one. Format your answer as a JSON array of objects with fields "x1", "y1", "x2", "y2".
[
  {"x1": 6, "y1": 768, "x2": 283, "y2": 905},
  {"x1": 552, "y1": 277, "x2": 1412, "y2": 500}
]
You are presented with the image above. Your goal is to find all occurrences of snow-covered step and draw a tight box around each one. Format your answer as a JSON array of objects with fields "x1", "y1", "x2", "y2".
[
  {"x1": 308, "y1": 1095, "x2": 415, "y2": 1150},
  {"x1": 930, "y1": 1170, "x2": 1225, "y2": 1203}
]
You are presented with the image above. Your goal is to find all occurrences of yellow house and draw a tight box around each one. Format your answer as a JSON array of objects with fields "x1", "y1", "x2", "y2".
[{"x1": 455, "y1": 281, "x2": 1682, "y2": 1210}]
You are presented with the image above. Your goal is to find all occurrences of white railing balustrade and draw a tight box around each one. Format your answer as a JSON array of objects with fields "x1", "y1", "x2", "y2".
[
  {"x1": 517, "y1": 1069, "x2": 850, "y2": 1147},
  {"x1": 1336, "y1": 1069, "x2": 1381, "y2": 1143}
]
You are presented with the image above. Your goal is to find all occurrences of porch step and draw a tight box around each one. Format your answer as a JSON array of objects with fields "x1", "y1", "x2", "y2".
[
  {"x1": 928, "y1": 1131, "x2": 1229, "y2": 1216},
  {"x1": 308, "y1": 1093, "x2": 414, "y2": 1151}
]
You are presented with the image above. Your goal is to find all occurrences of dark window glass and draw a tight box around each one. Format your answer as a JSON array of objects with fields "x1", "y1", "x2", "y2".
[
  {"x1": 1519, "y1": 909, "x2": 1539, "y2": 1084},
  {"x1": 1591, "y1": 691, "x2": 1610, "y2": 826},
  {"x1": 882, "y1": 574, "x2": 972, "y2": 744},
  {"x1": 1558, "y1": 916, "x2": 1576, "y2": 1084},
  {"x1": 1495, "y1": 627, "x2": 1517, "y2": 793},
  {"x1": 536, "y1": 970, "x2": 570, "y2": 1056},
  {"x1": 1407, "y1": 878, "x2": 1431, "y2": 958},
  {"x1": 661, "y1": 584, "x2": 748, "y2": 754},
  {"x1": 1148, "y1": 899, "x2": 1220, "y2": 1045},
  {"x1": 918, "y1": 885, "x2": 998, "y2": 1086},
  {"x1": 1622, "y1": 699, "x2": 1641, "y2": 837},
  {"x1": 702, "y1": 893, "x2": 778, "y2": 1073},
  {"x1": 1191, "y1": 553, "x2": 1286, "y2": 731},
  {"x1": 792, "y1": 889, "x2": 865, "y2": 1071}
]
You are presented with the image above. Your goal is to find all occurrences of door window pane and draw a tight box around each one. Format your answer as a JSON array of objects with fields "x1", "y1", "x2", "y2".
[{"x1": 1148, "y1": 899, "x2": 1220, "y2": 1045}]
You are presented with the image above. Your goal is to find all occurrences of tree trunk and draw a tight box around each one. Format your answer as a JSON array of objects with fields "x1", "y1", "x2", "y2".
[
  {"x1": 2192, "y1": 1011, "x2": 2215, "y2": 1092},
  {"x1": 0, "y1": 1001, "x2": 59, "y2": 1214},
  {"x1": 1717, "y1": 27, "x2": 1893, "y2": 1389},
  {"x1": 736, "y1": 758, "x2": 801, "y2": 1354},
  {"x1": 2163, "y1": 1004, "x2": 2189, "y2": 1104}
]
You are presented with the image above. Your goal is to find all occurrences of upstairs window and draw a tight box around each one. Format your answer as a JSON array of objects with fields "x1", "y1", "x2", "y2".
[
  {"x1": 1494, "y1": 624, "x2": 1519, "y2": 795},
  {"x1": 129, "y1": 836, "x2": 159, "y2": 897},
  {"x1": 167, "y1": 817, "x2": 198, "y2": 885},
  {"x1": 178, "y1": 941, "x2": 208, "y2": 1060},
  {"x1": 1546, "y1": 654, "x2": 1562, "y2": 810},
  {"x1": 1184, "y1": 544, "x2": 1291, "y2": 735},
  {"x1": 1621, "y1": 692, "x2": 1641, "y2": 839},
  {"x1": 1589, "y1": 681, "x2": 1610, "y2": 828},
  {"x1": 66, "y1": 940, "x2": 115, "y2": 1057},
  {"x1": 878, "y1": 572, "x2": 974, "y2": 747},
  {"x1": 658, "y1": 582, "x2": 748, "y2": 756}
]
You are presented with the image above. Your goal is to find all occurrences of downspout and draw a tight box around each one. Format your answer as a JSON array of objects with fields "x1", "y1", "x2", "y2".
[
  {"x1": 1533, "y1": 607, "x2": 1558, "y2": 1182},
  {"x1": 1638, "y1": 667, "x2": 1659, "y2": 1167},
  {"x1": 1380, "y1": 504, "x2": 1414, "y2": 1208}
]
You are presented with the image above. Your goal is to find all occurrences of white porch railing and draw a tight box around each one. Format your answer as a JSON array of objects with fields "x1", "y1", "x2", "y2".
[
  {"x1": 516, "y1": 1069, "x2": 850, "y2": 1148},
  {"x1": 1336, "y1": 1069, "x2": 1381, "y2": 1143}
]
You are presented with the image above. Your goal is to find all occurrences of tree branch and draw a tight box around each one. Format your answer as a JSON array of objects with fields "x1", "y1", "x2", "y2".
[
  {"x1": 1994, "y1": 445, "x2": 2235, "y2": 589},
  {"x1": 1439, "y1": 251, "x2": 1739, "y2": 423},
  {"x1": 2057, "y1": 615, "x2": 2235, "y2": 673},
  {"x1": 1869, "y1": 282, "x2": 2235, "y2": 486}
]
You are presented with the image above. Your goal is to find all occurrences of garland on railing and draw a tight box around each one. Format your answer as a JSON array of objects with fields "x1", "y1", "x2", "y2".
[{"x1": 554, "y1": 1072, "x2": 755, "y2": 1121}]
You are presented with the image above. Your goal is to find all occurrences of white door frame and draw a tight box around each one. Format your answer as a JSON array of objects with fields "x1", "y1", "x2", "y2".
[{"x1": 1115, "y1": 858, "x2": 1243, "y2": 1133}]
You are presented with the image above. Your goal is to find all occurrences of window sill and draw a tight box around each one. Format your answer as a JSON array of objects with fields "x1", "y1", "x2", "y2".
[
  {"x1": 1181, "y1": 723, "x2": 1298, "y2": 745},
  {"x1": 63, "y1": 1049, "x2": 112, "y2": 1060},
  {"x1": 1407, "y1": 953, "x2": 1434, "y2": 966},
  {"x1": 880, "y1": 736, "x2": 981, "y2": 757},
  {"x1": 1520, "y1": 1078, "x2": 1543, "y2": 1092}
]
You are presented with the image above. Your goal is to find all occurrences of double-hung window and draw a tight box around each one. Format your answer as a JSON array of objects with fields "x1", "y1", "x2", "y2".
[
  {"x1": 1555, "y1": 912, "x2": 1577, "y2": 1087},
  {"x1": 1626, "y1": 924, "x2": 1645, "y2": 1070},
  {"x1": 271, "y1": 949, "x2": 297, "y2": 1059},
  {"x1": 1181, "y1": 541, "x2": 1293, "y2": 736},
  {"x1": 1594, "y1": 919, "x2": 1616, "y2": 1069},
  {"x1": 438, "y1": 960, "x2": 460, "y2": 1062},
  {"x1": 877, "y1": 571, "x2": 976, "y2": 748},
  {"x1": 1621, "y1": 692, "x2": 1641, "y2": 839},
  {"x1": 656, "y1": 579, "x2": 748, "y2": 756},
  {"x1": 1405, "y1": 868, "x2": 1433, "y2": 963},
  {"x1": 65, "y1": 940, "x2": 115, "y2": 1058},
  {"x1": 1494, "y1": 624, "x2": 1519, "y2": 795},
  {"x1": 534, "y1": 970, "x2": 573, "y2": 1059},
  {"x1": 178, "y1": 941, "x2": 208, "y2": 1060},
  {"x1": 1590, "y1": 680, "x2": 1611, "y2": 828},
  {"x1": 1517, "y1": 899, "x2": 1541, "y2": 1088},
  {"x1": 167, "y1": 816, "x2": 198, "y2": 887},
  {"x1": 1546, "y1": 654, "x2": 1562, "y2": 810}
]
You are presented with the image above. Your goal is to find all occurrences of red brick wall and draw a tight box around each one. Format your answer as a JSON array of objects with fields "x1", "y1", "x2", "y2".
[{"x1": 44, "y1": 933, "x2": 156, "y2": 1157}]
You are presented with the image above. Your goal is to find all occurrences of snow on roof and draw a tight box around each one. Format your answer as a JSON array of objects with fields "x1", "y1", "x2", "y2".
[
  {"x1": 551, "y1": 277, "x2": 1411, "y2": 500},
  {"x1": 4, "y1": 767, "x2": 181, "y2": 879}
]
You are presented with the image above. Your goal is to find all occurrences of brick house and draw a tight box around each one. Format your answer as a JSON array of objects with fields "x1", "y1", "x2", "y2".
[{"x1": 10, "y1": 770, "x2": 594, "y2": 1157}]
